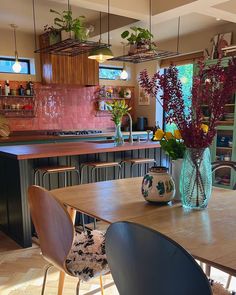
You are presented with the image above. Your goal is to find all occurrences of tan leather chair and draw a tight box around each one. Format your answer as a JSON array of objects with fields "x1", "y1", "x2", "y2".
[{"x1": 28, "y1": 185, "x2": 108, "y2": 295}]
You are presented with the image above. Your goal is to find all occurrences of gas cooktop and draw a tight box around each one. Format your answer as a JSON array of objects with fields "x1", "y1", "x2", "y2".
[{"x1": 48, "y1": 130, "x2": 103, "y2": 136}]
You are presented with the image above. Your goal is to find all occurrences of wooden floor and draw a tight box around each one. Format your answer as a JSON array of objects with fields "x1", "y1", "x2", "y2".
[
  {"x1": 0, "y1": 231, "x2": 118, "y2": 295},
  {"x1": 0, "y1": 230, "x2": 235, "y2": 295}
]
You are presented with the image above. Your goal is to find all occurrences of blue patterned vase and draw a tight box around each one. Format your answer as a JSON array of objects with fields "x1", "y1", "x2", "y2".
[
  {"x1": 180, "y1": 147, "x2": 212, "y2": 210},
  {"x1": 141, "y1": 166, "x2": 175, "y2": 203}
]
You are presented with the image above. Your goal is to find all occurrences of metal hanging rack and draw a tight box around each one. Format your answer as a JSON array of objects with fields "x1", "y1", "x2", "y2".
[
  {"x1": 110, "y1": 0, "x2": 179, "y2": 63},
  {"x1": 34, "y1": 0, "x2": 111, "y2": 56}
]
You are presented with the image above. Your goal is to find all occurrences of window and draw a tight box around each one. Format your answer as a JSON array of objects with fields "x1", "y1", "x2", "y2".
[
  {"x1": 0, "y1": 57, "x2": 31, "y2": 74},
  {"x1": 164, "y1": 63, "x2": 193, "y2": 133},
  {"x1": 99, "y1": 66, "x2": 123, "y2": 80}
]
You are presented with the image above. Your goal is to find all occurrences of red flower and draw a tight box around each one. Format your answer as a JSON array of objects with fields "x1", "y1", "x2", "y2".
[{"x1": 138, "y1": 58, "x2": 236, "y2": 148}]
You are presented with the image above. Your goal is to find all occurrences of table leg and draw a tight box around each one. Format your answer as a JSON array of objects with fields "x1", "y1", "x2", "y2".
[{"x1": 57, "y1": 207, "x2": 76, "y2": 295}]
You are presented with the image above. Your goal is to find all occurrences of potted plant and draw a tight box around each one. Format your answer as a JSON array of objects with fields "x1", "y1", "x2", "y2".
[
  {"x1": 43, "y1": 25, "x2": 61, "y2": 45},
  {"x1": 121, "y1": 26, "x2": 156, "y2": 54},
  {"x1": 49, "y1": 9, "x2": 88, "y2": 41}
]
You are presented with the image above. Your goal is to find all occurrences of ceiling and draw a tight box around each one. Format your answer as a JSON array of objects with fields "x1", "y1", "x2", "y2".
[{"x1": 0, "y1": 0, "x2": 235, "y2": 46}]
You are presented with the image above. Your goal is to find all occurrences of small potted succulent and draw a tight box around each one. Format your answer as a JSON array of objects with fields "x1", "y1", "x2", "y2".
[{"x1": 121, "y1": 26, "x2": 157, "y2": 54}]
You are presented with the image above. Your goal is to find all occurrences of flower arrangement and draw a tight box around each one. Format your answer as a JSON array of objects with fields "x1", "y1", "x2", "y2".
[
  {"x1": 153, "y1": 129, "x2": 186, "y2": 160},
  {"x1": 139, "y1": 58, "x2": 236, "y2": 148},
  {"x1": 106, "y1": 100, "x2": 131, "y2": 125}
]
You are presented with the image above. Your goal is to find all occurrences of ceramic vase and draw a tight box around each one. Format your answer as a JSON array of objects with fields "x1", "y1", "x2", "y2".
[
  {"x1": 141, "y1": 166, "x2": 175, "y2": 203},
  {"x1": 180, "y1": 147, "x2": 212, "y2": 210}
]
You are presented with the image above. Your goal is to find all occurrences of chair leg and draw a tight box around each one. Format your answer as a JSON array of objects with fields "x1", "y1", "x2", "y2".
[
  {"x1": 205, "y1": 264, "x2": 211, "y2": 277},
  {"x1": 58, "y1": 271, "x2": 65, "y2": 295},
  {"x1": 41, "y1": 264, "x2": 53, "y2": 295},
  {"x1": 99, "y1": 275, "x2": 104, "y2": 295},
  {"x1": 225, "y1": 275, "x2": 232, "y2": 289},
  {"x1": 76, "y1": 279, "x2": 81, "y2": 295}
]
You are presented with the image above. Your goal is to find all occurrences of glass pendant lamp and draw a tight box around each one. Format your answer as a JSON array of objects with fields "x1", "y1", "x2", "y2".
[
  {"x1": 11, "y1": 24, "x2": 22, "y2": 73},
  {"x1": 88, "y1": 0, "x2": 113, "y2": 63}
]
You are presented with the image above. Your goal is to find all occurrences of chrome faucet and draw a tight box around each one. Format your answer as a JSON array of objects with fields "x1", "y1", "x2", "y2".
[{"x1": 127, "y1": 112, "x2": 133, "y2": 144}]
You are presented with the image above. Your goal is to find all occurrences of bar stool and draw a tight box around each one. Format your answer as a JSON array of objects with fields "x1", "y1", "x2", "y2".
[
  {"x1": 120, "y1": 158, "x2": 157, "y2": 177},
  {"x1": 34, "y1": 165, "x2": 80, "y2": 189},
  {"x1": 80, "y1": 161, "x2": 122, "y2": 184},
  {"x1": 80, "y1": 161, "x2": 121, "y2": 230}
]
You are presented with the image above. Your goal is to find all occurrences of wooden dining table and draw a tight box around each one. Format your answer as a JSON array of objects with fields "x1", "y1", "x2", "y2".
[{"x1": 51, "y1": 177, "x2": 236, "y2": 295}]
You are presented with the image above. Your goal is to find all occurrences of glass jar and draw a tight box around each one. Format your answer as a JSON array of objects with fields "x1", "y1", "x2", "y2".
[{"x1": 180, "y1": 147, "x2": 212, "y2": 210}]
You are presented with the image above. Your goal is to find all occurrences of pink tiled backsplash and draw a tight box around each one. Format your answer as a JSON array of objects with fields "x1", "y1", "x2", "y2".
[{"x1": 0, "y1": 81, "x2": 135, "y2": 131}]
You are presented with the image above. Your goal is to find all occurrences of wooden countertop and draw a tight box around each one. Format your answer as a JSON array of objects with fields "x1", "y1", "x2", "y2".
[
  {"x1": 0, "y1": 131, "x2": 150, "y2": 144},
  {"x1": 0, "y1": 140, "x2": 160, "y2": 160}
]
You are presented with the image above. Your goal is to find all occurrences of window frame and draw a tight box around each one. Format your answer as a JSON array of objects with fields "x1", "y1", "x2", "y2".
[
  {"x1": 0, "y1": 57, "x2": 31, "y2": 74},
  {"x1": 99, "y1": 65, "x2": 123, "y2": 80}
]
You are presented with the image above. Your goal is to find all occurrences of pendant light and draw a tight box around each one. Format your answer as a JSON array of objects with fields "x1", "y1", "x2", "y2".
[
  {"x1": 120, "y1": 44, "x2": 128, "y2": 80},
  {"x1": 88, "y1": 0, "x2": 113, "y2": 63},
  {"x1": 11, "y1": 24, "x2": 21, "y2": 73}
]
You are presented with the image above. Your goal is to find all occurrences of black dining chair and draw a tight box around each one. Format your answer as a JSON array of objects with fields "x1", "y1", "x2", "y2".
[{"x1": 105, "y1": 221, "x2": 231, "y2": 295}]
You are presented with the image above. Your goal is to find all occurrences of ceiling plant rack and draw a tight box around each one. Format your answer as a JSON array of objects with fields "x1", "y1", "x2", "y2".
[
  {"x1": 111, "y1": 49, "x2": 178, "y2": 63},
  {"x1": 34, "y1": 39, "x2": 110, "y2": 56},
  {"x1": 32, "y1": 0, "x2": 111, "y2": 56},
  {"x1": 111, "y1": 0, "x2": 179, "y2": 63}
]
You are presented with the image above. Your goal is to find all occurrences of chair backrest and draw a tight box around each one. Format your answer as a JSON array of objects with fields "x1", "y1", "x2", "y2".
[
  {"x1": 212, "y1": 161, "x2": 236, "y2": 189},
  {"x1": 105, "y1": 221, "x2": 212, "y2": 295},
  {"x1": 28, "y1": 185, "x2": 74, "y2": 272}
]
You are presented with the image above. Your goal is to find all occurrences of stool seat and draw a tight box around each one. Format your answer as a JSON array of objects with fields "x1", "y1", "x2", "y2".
[
  {"x1": 82, "y1": 162, "x2": 121, "y2": 168},
  {"x1": 121, "y1": 158, "x2": 156, "y2": 164},
  {"x1": 35, "y1": 165, "x2": 77, "y2": 173}
]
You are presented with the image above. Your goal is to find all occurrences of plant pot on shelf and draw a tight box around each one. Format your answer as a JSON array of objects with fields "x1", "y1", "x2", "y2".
[
  {"x1": 49, "y1": 31, "x2": 61, "y2": 45},
  {"x1": 61, "y1": 30, "x2": 75, "y2": 41}
]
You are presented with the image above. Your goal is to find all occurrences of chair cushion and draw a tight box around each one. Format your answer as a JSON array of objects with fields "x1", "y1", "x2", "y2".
[
  {"x1": 66, "y1": 230, "x2": 109, "y2": 281},
  {"x1": 209, "y1": 279, "x2": 232, "y2": 295}
]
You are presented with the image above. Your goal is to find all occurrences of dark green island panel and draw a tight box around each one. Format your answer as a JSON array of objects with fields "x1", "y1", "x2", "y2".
[{"x1": 0, "y1": 140, "x2": 162, "y2": 248}]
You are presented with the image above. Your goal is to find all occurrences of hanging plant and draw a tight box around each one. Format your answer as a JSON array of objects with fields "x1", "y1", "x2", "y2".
[
  {"x1": 45, "y1": 9, "x2": 90, "y2": 41},
  {"x1": 121, "y1": 26, "x2": 157, "y2": 54}
]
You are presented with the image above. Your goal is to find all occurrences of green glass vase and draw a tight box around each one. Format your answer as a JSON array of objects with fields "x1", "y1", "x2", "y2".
[
  {"x1": 180, "y1": 147, "x2": 212, "y2": 210},
  {"x1": 114, "y1": 123, "x2": 124, "y2": 146}
]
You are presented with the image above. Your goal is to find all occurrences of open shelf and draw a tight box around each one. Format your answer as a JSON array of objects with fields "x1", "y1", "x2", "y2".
[
  {"x1": 0, "y1": 95, "x2": 33, "y2": 98},
  {"x1": 0, "y1": 109, "x2": 35, "y2": 118},
  {"x1": 35, "y1": 38, "x2": 110, "y2": 57}
]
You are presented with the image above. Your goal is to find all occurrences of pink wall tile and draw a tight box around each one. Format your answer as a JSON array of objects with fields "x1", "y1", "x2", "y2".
[{"x1": 0, "y1": 81, "x2": 135, "y2": 131}]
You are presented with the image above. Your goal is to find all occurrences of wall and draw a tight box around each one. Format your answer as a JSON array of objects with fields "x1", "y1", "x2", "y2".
[
  {"x1": 0, "y1": 28, "x2": 40, "y2": 82},
  {"x1": 1, "y1": 81, "x2": 135, "y2": 131}
]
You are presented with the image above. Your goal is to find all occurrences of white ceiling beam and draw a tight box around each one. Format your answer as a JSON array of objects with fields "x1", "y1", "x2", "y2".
[
  {"x1": 196, "y1": 7, "x2": 236, "y2": 23},
  {"x1": 50, "y1": 0, "x2": 148, "y2": 20}
]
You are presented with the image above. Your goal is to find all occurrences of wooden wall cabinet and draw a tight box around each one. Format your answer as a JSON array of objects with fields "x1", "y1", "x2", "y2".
[{"x1": 39, "y1": 35, "x2": 99, "y2": 86}]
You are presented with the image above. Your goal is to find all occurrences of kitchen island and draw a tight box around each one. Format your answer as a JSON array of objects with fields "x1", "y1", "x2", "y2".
[{"x1": 0, "y1": 140, "x2": 161, "y2": 247}]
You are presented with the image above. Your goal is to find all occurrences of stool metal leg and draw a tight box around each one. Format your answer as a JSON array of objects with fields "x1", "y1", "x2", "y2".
[
  {"x1": 118, "y1": 164, "x2": 122, "y2": 179},
  {"x1": 80, "y1": 165, "x2": 86, "y2": 184},
  {"x1": 64, "y1": 172, "x2": 67, "y2": 187},
  {"x1": 34, "y1": 169, "x2": 39, "y2": 185},
  {"x1": 91, "y1": 167, "x2": 96, "y2": 183},
  {"x1": 81, "y1": 213, "x2": 85, "y2": 232},
  {"x1": 42, "y1": 172, "x2": 48, "y2": 189}
]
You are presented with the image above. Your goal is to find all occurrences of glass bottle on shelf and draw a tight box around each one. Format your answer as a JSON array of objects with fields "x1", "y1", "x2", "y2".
[
  {"x1": 18, "y1": 84, "x2": 25, "y2": 96},
  {"x1": 4, "y1": 80, "x2": 10, "y2": 96}
]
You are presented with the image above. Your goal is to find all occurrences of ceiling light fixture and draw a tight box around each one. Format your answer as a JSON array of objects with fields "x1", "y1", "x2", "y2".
[
  {"x1": 11, "y1": 24, "x2": 21, "y2": 73},
  {"x1": 120, "y1": 44, "x2": 128, "y2": 80},
  {"x1": 88, "y1": 0, "x2": 113, "y2": 63}
]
